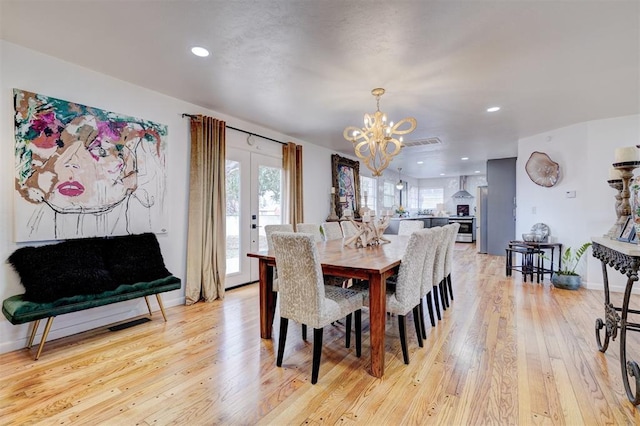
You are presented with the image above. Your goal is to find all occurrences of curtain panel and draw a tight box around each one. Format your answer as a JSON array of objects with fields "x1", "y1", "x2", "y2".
[
  {"x1": 283, "y1": 142, "x2": 304, "y2": 228},
  {"x1": 185, "y1": 115, "x2": 226, "y2": 304}
]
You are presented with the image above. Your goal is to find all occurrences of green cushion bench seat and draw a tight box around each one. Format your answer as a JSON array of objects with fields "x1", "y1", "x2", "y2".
[
  {"x1": 3, "y1": 233, "x2": 181, "y2": 360},
  {"x1": 2, "y1": 275, "x2": 181, "y2": 325}
]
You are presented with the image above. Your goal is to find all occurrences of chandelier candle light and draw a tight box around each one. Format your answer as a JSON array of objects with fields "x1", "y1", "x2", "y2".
[{"x1": 344, "y1": 88, "x2": 417, "y2": 176}]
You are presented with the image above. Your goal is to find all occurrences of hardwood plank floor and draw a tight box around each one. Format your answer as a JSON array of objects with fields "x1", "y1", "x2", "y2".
[{"x1": 2, "y1": 244, "x2": 640, "y2": 425}]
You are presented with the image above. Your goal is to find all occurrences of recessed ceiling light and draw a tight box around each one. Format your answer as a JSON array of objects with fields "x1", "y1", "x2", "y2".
[
  {"x1": 417, "y1": 161, "x2": 424, "y2": 165},
  {"x1": 461, "y1": 157, "x2": 469, "y2": 161},
  {"x1": 487, "y1": 106, "x2": 501, "y2": 112},
  {"x1": 440, "y1": 173, "x2": 445, "y2": 176},
  {"x1": 474, "y1": 170, "x2": 481, "y2": 173},
  {"x1": 191, "y1": 46, "x2": 210, "y2": 57}
]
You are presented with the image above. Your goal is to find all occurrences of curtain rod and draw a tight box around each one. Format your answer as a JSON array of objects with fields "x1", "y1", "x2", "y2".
[{"x1": 182, "y1": 113, "x2": 286, "y2": 145}]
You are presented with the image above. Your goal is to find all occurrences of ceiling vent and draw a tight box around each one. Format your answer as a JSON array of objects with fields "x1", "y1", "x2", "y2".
[
  {"x1": 402, "y1": 137, "x2": 443, "y2": 148},
  {"x1": 452, "y1": 175, "x2": 474, "y2": 199}
]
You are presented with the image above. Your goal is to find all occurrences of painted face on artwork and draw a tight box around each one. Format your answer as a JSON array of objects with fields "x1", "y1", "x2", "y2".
[{"x1": 23, "y1": 116, "x2": 138, "y2": 214}]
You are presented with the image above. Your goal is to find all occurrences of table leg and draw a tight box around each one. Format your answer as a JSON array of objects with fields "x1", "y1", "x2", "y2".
[
  {"x1": 595, "y1": 260, "x2": 616, "y2": 352},
  {"x1": 259, "y1": 260, "x2": 276, "y2": 339},
  {"x1": 368, "y1": 272, "x2": 386, "y2": 378},
  {"x1": 620, "y1": 273, "x2": 640, "y2": 404}
]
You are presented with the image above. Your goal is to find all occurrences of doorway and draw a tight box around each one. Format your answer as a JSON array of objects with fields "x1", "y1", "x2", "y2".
[{"x1": 225, "y1": 147, "x2": 283, "y2": 288}]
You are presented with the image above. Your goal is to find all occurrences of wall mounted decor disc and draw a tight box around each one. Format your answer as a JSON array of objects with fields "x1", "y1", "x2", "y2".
[{"x1": 525, "y1": 151, "x2": 560, "y2": 187}]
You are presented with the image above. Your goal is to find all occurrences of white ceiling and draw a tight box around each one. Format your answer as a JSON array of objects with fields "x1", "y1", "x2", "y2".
[{"x1": 1, "y1": 1, "x2": 638, "y2": 179}]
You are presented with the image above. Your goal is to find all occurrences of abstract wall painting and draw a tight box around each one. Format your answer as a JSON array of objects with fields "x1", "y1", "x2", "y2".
[{"x1": 13, "y1": 89, "x2": 168, "y2": 242}]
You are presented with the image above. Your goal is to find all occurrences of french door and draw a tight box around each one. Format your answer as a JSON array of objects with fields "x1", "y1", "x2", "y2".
[{"x1": 225, "y1": 147, "x2": 283, "y2": 288}]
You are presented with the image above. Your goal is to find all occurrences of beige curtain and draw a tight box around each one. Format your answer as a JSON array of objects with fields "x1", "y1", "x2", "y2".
[
  {"x1": 185, "y1": 115, "x2": 226, "y2": 304},
  {"x1": 283, "y1": 142, "x2": 304, "y2": 228}
]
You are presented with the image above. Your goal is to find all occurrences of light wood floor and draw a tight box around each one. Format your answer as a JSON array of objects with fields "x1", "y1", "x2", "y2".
[{"x1": 2, "y1": 244, "x2": 640, "y2": 425}]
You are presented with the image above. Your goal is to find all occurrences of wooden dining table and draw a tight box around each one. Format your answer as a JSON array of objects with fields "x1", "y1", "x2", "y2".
[{"x1": 247, "y1": 234, "x2": 410, "y2": 378}]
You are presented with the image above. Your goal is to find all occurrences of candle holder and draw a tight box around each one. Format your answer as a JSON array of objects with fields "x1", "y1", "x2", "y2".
[
  {"x1": 326, "y1": 193, "x2": 339, "y2": 222},
  {"x1": 606, "y1": 179, "x2": 623, "y2": 238},
  {"x1": 614, "y1": 161, "x2": 640, "y2": 234},
  {"x1": 359, "y1": 193, "x2": 371, "y2": 217},
  {"x1": 339, "y1": 201, "x2": 349, "y2": 221}
]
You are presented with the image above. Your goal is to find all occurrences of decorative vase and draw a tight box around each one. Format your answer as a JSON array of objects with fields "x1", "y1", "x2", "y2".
[{"x1": 551, "y1": 273, "x2": 581, "y2": 290}]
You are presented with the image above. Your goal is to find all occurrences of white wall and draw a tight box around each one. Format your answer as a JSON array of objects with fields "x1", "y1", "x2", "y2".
[
  {"x1": 517, "y1": 114, "x2": 640, "y2": 291},
  {"x1": 0, "y1": 41, "x2": 335, "y2": 354}
]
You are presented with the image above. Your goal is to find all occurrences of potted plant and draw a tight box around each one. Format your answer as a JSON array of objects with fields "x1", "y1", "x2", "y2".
[{"x1": 549, "y1": 242, "x2": 592, "y2": 290}]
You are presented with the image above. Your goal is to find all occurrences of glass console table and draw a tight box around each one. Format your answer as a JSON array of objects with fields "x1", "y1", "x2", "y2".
[{"x1": 592, "y1": 236, "x2": 640, "y2": 404}]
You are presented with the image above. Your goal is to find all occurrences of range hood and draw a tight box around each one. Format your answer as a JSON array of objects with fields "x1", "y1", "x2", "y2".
[{"x1": 452, "y1": 176, "x2": 474, "y2": 199}]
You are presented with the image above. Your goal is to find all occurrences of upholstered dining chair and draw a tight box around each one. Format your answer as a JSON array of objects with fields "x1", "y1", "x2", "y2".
[
  {"x1": 443, "y1": 222, "x2": 460, "y2": 307},
  {"x1": 398, "y1": 220, "x2": 424, "y2": 235},
  {"x1": 298, "y1": 223, "x2": 348, "y2": 290},
  {"x1": 264, "y1": 224, "x2": 294, "y2": 293},
  {"x1": 296, "y1": 223, "x2": 323, "y2": 242},
  {"x1": 351, "y1": 231, "x2": 428, "y2": 364},
  {"x1": 340, "y1": 221, "x2": 358, "y2": 239},
  {"x1": 430, "y1": 226, "x2": 449, "y2": 322},
  {"x1": 271, "y1": 232, "x2": 364, "y2": 384},
  {"x1": 417, "y1": 228, "x2": 440, "y2": 337},
  {"x1": 321, "y1": 222, "x2": 343, "y2": 241}
]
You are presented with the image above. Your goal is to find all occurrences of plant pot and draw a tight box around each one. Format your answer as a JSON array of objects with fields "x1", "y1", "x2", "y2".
[{"x1": 551, "y1": 273, "x2": 581, "y2": 290}]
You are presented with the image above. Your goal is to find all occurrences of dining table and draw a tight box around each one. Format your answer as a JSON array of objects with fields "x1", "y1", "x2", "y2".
[{"x1": 247, "y1": 234, "x2": 410, "y2": 378}]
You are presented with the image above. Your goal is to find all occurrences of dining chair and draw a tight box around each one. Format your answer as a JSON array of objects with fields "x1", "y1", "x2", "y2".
[
  {"x1": 264, "y1": 224, "x2": 294, "y2": 292},
  {"x1": 296, "y1": 223, "x2": 323, "y2": 242},
  {"x1": 430, "y1": 226, "x2": 448, "y2": 321},
  {"x1": 340, "y1": 221, "x2": 358, "y2": 238},
  {"x1": 271, "y1": 232, "x2": 364, "y2": 384},
  {"x1": 443, "y1": 222, "x2": 460, "y2": 307},
  {"x1": 417, "y1": 228, "x2": 440, "y2": 336},
  {"x1": 398, "y1": 220, "x2": 424, "y2": 235},
  {"x1": 321, "y1": 222, "x2": 343, "y2": 241},
  {"x1": 351, "y1": 231, "x2": 427, "y2": 364},
  {"x1": 298, "y1": 223, "x2": 348, "y2": 289}
]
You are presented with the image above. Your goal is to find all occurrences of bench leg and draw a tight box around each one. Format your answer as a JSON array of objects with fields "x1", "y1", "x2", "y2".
[
  {"x1": 144, "y1": 296, "x2": 153, "y2": 317},
  {"x1": 155, "y1": 294, "x2": 168, "y2": 322},
  {"x1": 27, "y1": 319, "x2": 41, "y2": 349},
  {"x1": 35, "y1": 317, "x2": 55, "y2": 360}
]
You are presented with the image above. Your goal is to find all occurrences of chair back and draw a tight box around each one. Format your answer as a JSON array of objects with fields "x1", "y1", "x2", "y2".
[
  {"x1": 321, "y1": 222, "x2": 343, "y2": 241},
  {"x1": 296, "y1": 223, "x2": 323, "y2": 242},
  {"x1": 392, "y1": 231, "x2": 429, "y2": 309},
  {"x1": 340, "y1": 221, "x2": 358, "y2": 238},
  {"x1": 431, "y1": 226, "x2": 448, "y2": 283},
  {"x1": 271, "y1": 232, "x2": 325, "y2": 326},
  {"x1": 398, "y1": 220, "x2": 424, "y2": 235},
  {"x1": 419, "y1": 228, "x2": 440, "y2": 297},
  {"x1": 444, "y1": 222, "x2": 460, "y2": 275},
  {"x1": 264, "y1": 224, "x2": 294, "y2": 250}
]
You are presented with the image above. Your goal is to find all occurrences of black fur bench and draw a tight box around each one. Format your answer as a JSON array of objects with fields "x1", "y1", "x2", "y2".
[{"x1": 2, "y1": 233, "x2": 181, "y2": 359}]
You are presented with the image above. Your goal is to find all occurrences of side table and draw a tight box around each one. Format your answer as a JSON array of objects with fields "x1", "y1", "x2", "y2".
[{"x1": 508, "y1": 241, "x2": 563, "y2": 283}]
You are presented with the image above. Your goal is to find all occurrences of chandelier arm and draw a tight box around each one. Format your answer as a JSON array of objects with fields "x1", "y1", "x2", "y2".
[{"x1": 388, "y1": 117, "x2": 417, "y2": 135}]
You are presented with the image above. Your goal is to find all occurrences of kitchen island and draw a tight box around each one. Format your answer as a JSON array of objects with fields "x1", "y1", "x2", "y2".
[{"x1": 384, "y1": 216, "x2": 450, "y2": 234}]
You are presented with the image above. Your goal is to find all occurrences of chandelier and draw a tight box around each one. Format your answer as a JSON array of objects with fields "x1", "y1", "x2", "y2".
[{"x1": 343, "y1": 88, "x2": 417, "y2": 177}]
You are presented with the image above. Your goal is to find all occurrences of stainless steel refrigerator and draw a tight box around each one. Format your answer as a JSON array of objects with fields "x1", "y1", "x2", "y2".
[{"x1": 476, "y1": 186, "x2": 488, "y2": 253}]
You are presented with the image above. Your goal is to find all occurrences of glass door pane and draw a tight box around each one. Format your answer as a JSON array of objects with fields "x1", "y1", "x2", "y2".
[
  {"x1": 257, "y1": 165, "x2": 283, "y2": 252},
  {"x1": 225, "y1": 159, "x2": 240, "y2": 274}
]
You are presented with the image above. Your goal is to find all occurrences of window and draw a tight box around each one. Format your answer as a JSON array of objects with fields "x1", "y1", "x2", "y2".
[
  {"x1": 383, "y1": 181, "x2": 395, "y2": 208},
  {"x1": 360, "y1": 176, "x2": 377, "y2": 212},
  {"x1": 419, "y1": 188, "x2": 444, "y2": 209},
  {"x1": 407, "y1": 186, "x2": 419, "y2": 209}
]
